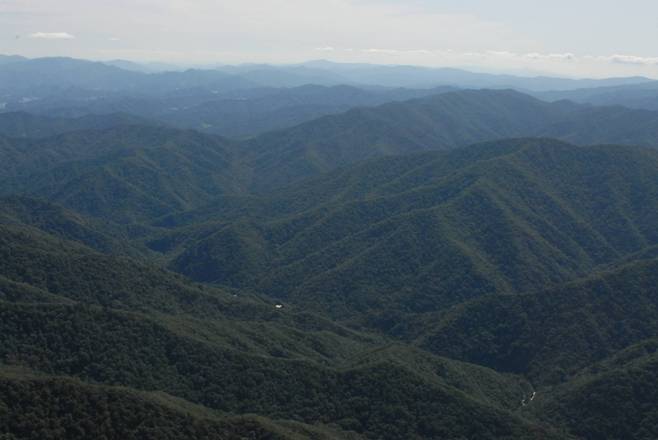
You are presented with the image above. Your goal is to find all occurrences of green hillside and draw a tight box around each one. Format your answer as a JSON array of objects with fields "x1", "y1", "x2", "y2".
[
  {"x1": 3, "y1": 90, "x2": 658, "y2": 224},
  {"x1": 243, "y1": 90, "x2": 574, "y2": 189},
  {"x1": 418, "y1": 257, "x2": 658, "y2": 384},
  {"x1": 0, "y1": 222, "x2": 564, "y2": 439},
  {"x1": 0, "y1": 367, "x2": 301, "y2": 440},
  {"x1": 3, "y1": 86, "x2": 658, "y2": 439},
  {"x1": 242, "y1": 89, "x2": 658, "y2": 190},
  {"x1": 166, "y1": 139, "x2": 658, "y2": 325},
  {"x1": 531, "y1": 339, "x2": 658, "y2": 440},
  {"x1": 0, "y1": 126, "x2": 244, "y2": 223},
  {"x1": 0, "y1": 196, "x2": 140, "y2": 255}
]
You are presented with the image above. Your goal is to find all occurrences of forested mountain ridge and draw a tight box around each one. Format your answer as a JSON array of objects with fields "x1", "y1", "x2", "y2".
[
  {"x1": 417, "y1": 256, "x2": 658, "y2": 384},
  {"x1": 529, "y1": 337, "x2": 658, "y2": 440},
  {"x1": 242, "y1": 89, "x2": 575, "y2": 189},
  {"x1": 165, "y1": 139, "x2": 658, "y2": 323},
  {"x1": 4, "y1": 88, "x2": 658, "y2": 206},
  {"x1": 0, "y1": 195, "x2": 138, "y2": 255},
  {"x1": 0, "y1": 111, "x2": 155, "y2": 139},
  {"x1": 0, "y1": 366, "x2": 328, "y2": 440},
  {"x1": 3, "y1": 124, "x2": 658, "y2": 320},
  {"x1": 2, "y1": 85, "x2": 457, "y2": 139},
  {"x1": 3, "y1": 72, "x2": 658, "y2": 439},
  {"x1": 242, "y1": 88, "x2": 658, "y2": 190},
  {"x1": 0, "y1": 221, "x2": 568, "y2": 439},
  {"x1": 0, "y1": 126, "x2": 245, "y2": 223}
]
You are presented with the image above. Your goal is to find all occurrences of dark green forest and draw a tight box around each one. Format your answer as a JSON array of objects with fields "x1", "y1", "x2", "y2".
[{"x1": 1, "y1": 79, "x2": 658, "y2": 439}]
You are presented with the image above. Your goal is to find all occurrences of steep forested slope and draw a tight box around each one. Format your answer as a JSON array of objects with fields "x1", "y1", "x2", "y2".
[
  {"x1": 3, "y1": 83, "x2": 658, "y2": 439},
  {"x1": 0, "y1": 126, "x2": 244, "y2": 222},
  {"x1": 0, "y1": 196, "x2": 133, "y2": 254},
  {"x1": 3, "y1": 89, "x2": 658, "y2": 217},
  {"x1": 0, "y1": 222, "x2": 565, "y2": 439},
  {"x1": 243, "y1": 90, "x2": 574, "y2": 189},
  {"x1": 417, "y1": 257, "x2": 658, "y2": 384},
  {"x1": 1, "y1": 303, "x2": 557, "y2": 440},
  {"x1": 0, "y1": 368, "x2": 307, "y2": 440},
  {"x1": 242, "y1": 89, "x2": 658, "y2": 190},
  {"x1": 166, "y1": 140, "x2": 658, "y2": 325},
  {"x1": 531, "y1": 339, "x2": 658, "y2": 440}
]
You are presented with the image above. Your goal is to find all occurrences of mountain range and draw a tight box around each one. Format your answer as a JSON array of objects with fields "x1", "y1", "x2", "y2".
[{"x1": 2, "y1": 59, "x2": 658, "y2": 439}]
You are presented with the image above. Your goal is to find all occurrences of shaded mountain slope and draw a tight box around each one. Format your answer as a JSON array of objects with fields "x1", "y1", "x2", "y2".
[
  {"x1": 3, "y1": 62, "x2": 658, "y2": 440},
  {"x1": 0, "y1": 367, "x2": 305, "y2": 440},
  {"x1": 168, "y1": 140, "x2": 658, "y2": 323},
  {"x1": 417, "y1": 257, "x2": 658, "y2": 385},
  {"x1": 0, "y1": 221, "x2": 564, "y2": 439},
  {"x1": 531, "y1": 338, "x2": 658, "y2": 440},
  {"x1": 0, "y1": 111, "x2": 153, "y2": 139},
  {"x1": 0, "y1": 301, "x2": 562, "y2": 440},
  {"x1": 3, "y1": 90, "x2": 658, "y2": 224},
  {"x1": 0, "y1": 222, "x2": 380, "y2": 364},
  {"x1": 0, "y1": 126, "x2": 244, "y2": 223},
  {"x1": 242, "y1": 89, "x2": 658, "y2": 190},
  {"x1": 243, "y1": 89, "x2": 576, "y2": 189},
  {"x1": 0, "y1": 196, "x2": 139, "y2": 255}
]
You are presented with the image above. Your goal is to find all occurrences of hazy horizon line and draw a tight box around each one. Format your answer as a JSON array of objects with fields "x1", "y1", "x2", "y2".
[{"x1": 2, "y1": 53, "x2": 656, "y2": 81}]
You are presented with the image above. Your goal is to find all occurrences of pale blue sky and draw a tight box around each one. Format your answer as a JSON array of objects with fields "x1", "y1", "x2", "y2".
[{"x1": 1, "y1": 0, "x2": 657, "y2": 77}]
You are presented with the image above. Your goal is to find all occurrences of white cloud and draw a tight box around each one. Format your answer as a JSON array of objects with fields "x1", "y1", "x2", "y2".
[
  {"x1": 606, "y1": 54, "x2": 658, "y2": 66},
  {"x1": 525, "y1": 52, "x2": 576, "y2": 61},
  {"x1": 363, "y1": 48, "x2": 401, "y2": 54},
  {"x1": 29, "y1": 32, "x2": 75, "y2": 40}
]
